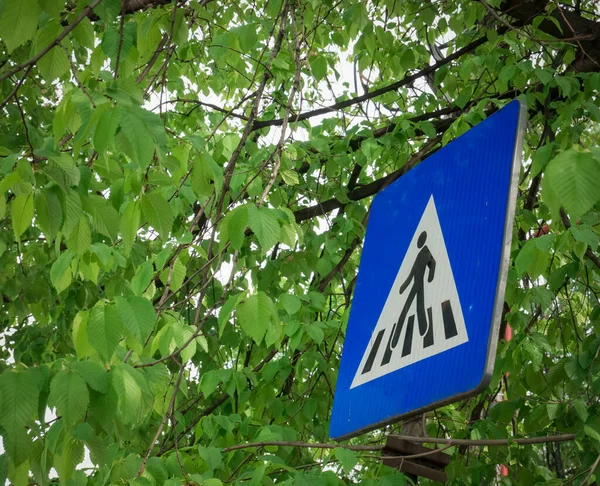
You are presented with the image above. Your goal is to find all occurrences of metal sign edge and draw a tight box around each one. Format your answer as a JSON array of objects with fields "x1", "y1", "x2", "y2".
[{"x1": 330, "y1": 100, "x2": 527, "y2": 441}]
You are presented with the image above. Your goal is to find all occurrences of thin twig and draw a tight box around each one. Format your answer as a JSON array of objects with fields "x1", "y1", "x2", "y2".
[
  {"x1": 220, "y1": 433, "x2": 576, "y2": 454},
  {"x1": 582, "y1": 452, "x2": 600, "y2": 485},
  {"x1": 137, "y1": 361, "x2": 186, "y2": 477},
  {"x1": 0, "y1": 66, "x2": 32, "y2": 111},
  {"x1": 114, "y1": 0, "x2": 127, "y2": 78}
]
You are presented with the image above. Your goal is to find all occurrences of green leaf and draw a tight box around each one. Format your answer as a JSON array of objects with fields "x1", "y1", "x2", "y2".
[
  {"x1": 82, "y1": 194, "x2": 120, "y2": 241},
  {"x1": 66, "y1": 215, "x2": 92, "y2": 257},
  {"x1": 11, "y1": 192, "x2": 34, "y2": 239},
  {"x1": 141, "y1": 192, "x2": 173, "y2": 240},
  {"x1": 585, "y1": 416, "x2": 600, "y2": 442},
  {"x1": 71, "y1": 360, "x2": 108, "y2": 394},
  {"x1": 120, "y1": 200, "x2": 140, "y2": 256},
  {"x1": 280, "y1": 294, "x2": 301, "y2": 315},
  {"x1": 63, "y1": 187, "x2": 82, "y2": 232},
  {"x1": 248, "y1": 205, "x2": 280, "y2": 249},
  {"x1": 37, "y1": 23, "x2": 70, "y2": 81},
  {"x1": 572, "y1": 398, "x2": 589, "y2": 422},
  {"x1": 231, "y1": 24, "x2": 258, "y2": 51},
  {"x1": 191, "y1": 151, "x2": 223, "y2": 198},
  {"x1": 119, "y1": 109, "x2": 155, "y2": 169},
  {"x1": 94, "y1": 105, "x2": 121, "y2": 156},
  {"x1": 0, "y1": 0, "x2": 40, "y2": 52},
  {"x1": 116, "y1": 295, "x2": 157, "y2": 342},
  {"x1": 44, "y1": 155, "x2": 81, "y2": 190},
  {"x1": 48, "y1": 370, "x2": 89, "y2": 424},
  {"x1": 159, "y1": 257, "x2": 186, "y2": 293},
  {"x1": 198, "y1": 446, "x2": 224, "y2": 472},
  {"x1": 515, "y1": 239, "x2": 550, "y2": 279},
  {"x1": 35, "y1": 188, "x2": 63, "y2": 241},
  {"x1": 199, "y1": 370, "x2": 221, "y2": 398},
  {"x1": 218, "y1": 292, "x2": 245, "y2": 337},
  {"x1": 51, "y1": 250, "x2": 74, "y2": 293},
  {"x1": 131, "y1": 259, "x2": 154, "y2": 296},
  {"x1": 555, "y1": 76, "x2": 571, "y2": 97},
  {"x1": 0, "y1": 369, "x2": 40, "y2": 465},
  {"x1": 72, "y1": 422, "x2": 105, "y2": 466},
  {"x1": 88, "y1": 302, "x2": 123, "y2": 362},
  {"x1": 236, "y1": 291, "x2": 278, "y2": 344},
  {"x1": 219, "y1": 205, "x2": 248, "y2": 250},
  {"x1": 309, "y1": 55, "x2": 328, "y2": 81},
  {"x1": 111, "y1": 364, "x2": 150, "y2": 425},
  {"x1": 543, "y1": 148, "x2": 600, "y2": 220},
  {"x1": 334, "y1": 447, "x2": 358, "y2": 473}
]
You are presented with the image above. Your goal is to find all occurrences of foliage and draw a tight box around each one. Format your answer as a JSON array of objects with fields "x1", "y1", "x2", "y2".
[{"x1": 0, "y1": 0, "x2": 600, "y2": 484}]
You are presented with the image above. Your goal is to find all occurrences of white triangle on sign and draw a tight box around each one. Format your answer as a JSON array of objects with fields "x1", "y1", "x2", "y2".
[{"x1": 351, "y1": 195, "x2": 469, "y2": 389}]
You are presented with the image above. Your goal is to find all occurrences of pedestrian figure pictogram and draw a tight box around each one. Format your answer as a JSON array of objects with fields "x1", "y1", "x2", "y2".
[
  {"x1": 352, "y1": 196, "x2": 468, "y2": 389},
  {"x1": 382, "y1": 230, "x2": 436, "y2": 364}
]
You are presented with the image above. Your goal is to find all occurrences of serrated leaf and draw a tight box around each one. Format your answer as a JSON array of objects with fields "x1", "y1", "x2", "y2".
[
  {"x1": 51, "y1": 250, "x2": 74, "y2": 293},
  {"x1": 111, "y1": 364, "x2": 150, "y2": 425},
  {"x1": 11, "y1": 192, "x2": 34, "y2": 239},
  {"x1": 141, "y1": 192, "x2": 173, "y2": 240},
  {"x1": 94, "y1": 105, "x2": 121, "y2": 156},
  {"x1": 66, "y1": 215, "x2": 91, "y2": 257},
  {"x1": 309, "y1": 55, "x2": 328, "y2": 81},
  {"x1": 179, "y1": 325, "x2": 197, "y2": 363},
  {"x1": 71, "y1": 360, "x2": 108, "y2": 394},
  {"x1": 48, "y1": 370, "x2": 89, "y2": 424},
  {"x1": 196, "y1": 335, "x2": 209, "y2": 353},
  {"x1": 82, "y1": 194, "x2": 120, "y2": 241},
  {"x1": 219, "y1": 205, "x2": 248, "y2": 250},
  {"x1": 131, "y1": 259, "x2": 154, "y2": 296},
  {"x1": 0, "y1": 0, "x2": 40, "y2": 53},
  {"x1": 119, "y1": 109, "x2": 155, "y2": 169},
  {"x1": 159, "y1": 257, "x2": 186, "y2": 293},
  {"x1": 116, "y1": 295, "x2": 157, "y2": 342},
  {"x1": 280, "y1": 294, "x2": 301, "y2": 315},
  {"x1": 199, "y1": 370, "x2": 221, "y2": 398},
  {"x1": 72, "y1": 422, "x2": 105, "y2": 465},
  {"x1": 0, "y1": 369, "x2": 40, "y2": 465},
  {"x1": 88, "y1": 303, "x2": 123, "y2": 362},
  {"x1": 515, "y1": 239, "x2": 550, "y2": 279},
  {"x1": 37, "y1": 41, "x2": 70, "y2": 81},
  {"x1": 218, "y1": 292, "x2": 245, "y2": 338},
  {"x1": 281, "y1": 169, "x2": 299, "y2": 185},
  {"x1": 334, "y1": 447, "x2": 357, "y2": 473},
  {"x1": 44, "y1": 155, "x2": 81, "y2": 190},
  {"x1": 248, "y1": 205, "x2": 280, "y2": 249},
  {"x1": 585, "y1": 416, "x2": 600, "y2": 442},
  {"x1": 35, "y1": 188, "x2": 63, "y2": 241},
  {"x1": 543, "y1": 148, "x2": 600, "y2": 221},
  {"x1": 198, "y1": 446, "x2": 224, "y2": 472},
  {"x1": 572, "y1": 398, "x2": 589, "y2": 422},
  {"x1": 120, "y1": 200, "x2": 140, "y2": 256},
  {"x1": 191, "y1": 151, "x2": 222, "y2": 198},
  {"x1": 236, "y1": 292, "x2": 278, "y2": 344},
  {"x1": 63, "y1": 189, "x2": 82, "y2": 235}
]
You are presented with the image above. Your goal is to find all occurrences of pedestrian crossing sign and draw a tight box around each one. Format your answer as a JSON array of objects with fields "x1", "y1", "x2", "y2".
[{"x1": 330, "y1": 101, "x2": 526, "y2": 440}]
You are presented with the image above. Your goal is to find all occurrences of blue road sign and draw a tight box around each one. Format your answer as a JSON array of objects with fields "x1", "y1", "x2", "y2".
[{"x1": 330, "y1": 100, "x2": 526, "y2": 440}]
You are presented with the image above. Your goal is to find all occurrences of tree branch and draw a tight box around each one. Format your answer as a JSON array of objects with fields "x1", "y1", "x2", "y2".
[
  {"x1": 294, "y1": 136, "x2": 442, "y2": 223},
  {"x1": 251, "y1": 32, "x2": 498, "y2": 131},
  {"x1": 220, "y1": 433, "x2": 575, "y2": 453}
]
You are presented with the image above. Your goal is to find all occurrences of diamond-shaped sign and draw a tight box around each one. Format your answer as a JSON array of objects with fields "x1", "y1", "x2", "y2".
[{"x1": 330, "y1": 101, "x2": 526, "y2": 440}]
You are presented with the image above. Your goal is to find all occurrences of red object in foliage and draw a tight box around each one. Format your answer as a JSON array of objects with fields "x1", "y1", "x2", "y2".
[
  {"x1": 500, "y1": 323, "x2": 513, "y2": 477},
  {"x1": 504, "y1": 323, "x2": 513, "y2": 341},
  {"x1": 534, "y1": 225, "x2": 550, "y2": 238}
]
